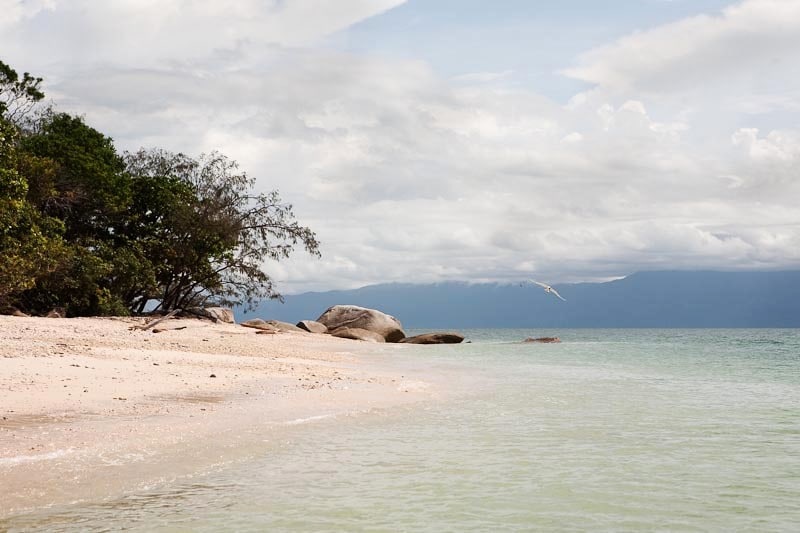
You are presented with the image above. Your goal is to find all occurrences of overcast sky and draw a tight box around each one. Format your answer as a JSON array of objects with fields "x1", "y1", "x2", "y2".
[{"x1": 3, "y1": 0, "x2": 799, "y2": 292}]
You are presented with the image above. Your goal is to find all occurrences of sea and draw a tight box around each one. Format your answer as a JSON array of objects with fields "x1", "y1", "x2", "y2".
[{"x1": 3, "y1": 329, "x2": 800, "y2": 532}]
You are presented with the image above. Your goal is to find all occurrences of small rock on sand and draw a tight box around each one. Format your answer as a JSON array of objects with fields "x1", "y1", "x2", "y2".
[{"x1": 296, "y1": 320, "x2": 328, "y2": 334}]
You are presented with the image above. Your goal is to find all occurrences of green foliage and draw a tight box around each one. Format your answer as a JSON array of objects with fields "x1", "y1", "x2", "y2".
[
  {"x1": 22, "y1": 245, "x2": 131, "y2": 317},
  {"x1": 0, "y1": 119, "x2": 64, "y2": 306},
  {"x1": 124, "y1": 149, "x2": 320, "y2": 312},
  {"x1": 0, "y1": 60, "x2": 44, "y2": 124},
  {"x1": 16, "y1": 150, "x2": 60, "y2": 210},
  {"x1": 21, "y1": 111, "x2": 130, "y2": 240},
  {"x1": 2, "y1": 58, "x2": 320, "y2": 316},
  {"x1": 9, "y1": 110, "x2": 138, "y2": 316}
]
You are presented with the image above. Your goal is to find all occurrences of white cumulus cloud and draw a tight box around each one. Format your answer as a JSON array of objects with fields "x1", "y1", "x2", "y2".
[{"x1": 2, "y1": 0, "x2": 799, "y2": 292}]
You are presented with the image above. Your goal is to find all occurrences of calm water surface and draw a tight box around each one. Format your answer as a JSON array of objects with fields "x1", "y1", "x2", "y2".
[{"x1": 4, "y1": 329, "x2": 800, "y2": 531}]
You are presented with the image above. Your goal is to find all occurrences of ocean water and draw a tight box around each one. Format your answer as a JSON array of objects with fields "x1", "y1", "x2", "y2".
[{"x1": 4, "y1": 329, "x2": 800, "y2": 532}]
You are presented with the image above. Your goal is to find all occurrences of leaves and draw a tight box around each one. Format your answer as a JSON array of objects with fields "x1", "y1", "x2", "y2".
[
  {"x1": 0, "y1": 119, "x2": 65, "y2": 307},
  {"x1": 124, "y1": 149, "x2": 320, "y2": 311},
  {"x1": 0, "y1": 60, "x2": 44, "y2": 124},
  {"x1": 1, "y1": 59, "x2": 319, "y2": 315}
]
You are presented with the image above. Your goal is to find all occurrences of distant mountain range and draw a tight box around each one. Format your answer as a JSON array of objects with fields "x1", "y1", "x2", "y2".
[{"x1": 237, "y1": 271, "x2": 800, "y2": 328}]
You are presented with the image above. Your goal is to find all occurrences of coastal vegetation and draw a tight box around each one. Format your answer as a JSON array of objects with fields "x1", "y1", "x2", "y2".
[{"x1": 0, "y1": 60, "x2": 319, "y2": 316}]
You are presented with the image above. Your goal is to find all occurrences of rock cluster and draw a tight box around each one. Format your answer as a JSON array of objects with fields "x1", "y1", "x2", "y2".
[
  {"x1": 240, "y1": 304, "x2": 465, "y2": 345},
  {"x1": 316, "y1": 305, "x2": 405, "y2": 342}
]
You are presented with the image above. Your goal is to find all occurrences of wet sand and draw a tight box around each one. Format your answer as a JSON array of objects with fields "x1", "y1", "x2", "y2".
[{"x1": 0, "y1": 315, "x2": 436, "y2": 518}]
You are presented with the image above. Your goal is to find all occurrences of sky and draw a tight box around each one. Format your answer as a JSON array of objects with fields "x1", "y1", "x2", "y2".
[{"x1": 2, "y1": 0, "x2": 799, "y2": 293}]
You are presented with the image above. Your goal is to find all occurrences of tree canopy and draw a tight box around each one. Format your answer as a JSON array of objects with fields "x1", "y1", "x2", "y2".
[
  {"x1": 0, "y1": 60, "x2": 44, "y2": 124},
  {"x1": 0, "y1": 118, "x2": 65, "y2": 307},
  {"x1": 0, "y1": 59, "x2": 319, "y2": 316}
]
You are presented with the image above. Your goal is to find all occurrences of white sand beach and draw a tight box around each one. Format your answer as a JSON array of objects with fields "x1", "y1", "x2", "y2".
[{"x1": 0, "y1": 315, "x2": 436, "y2": 517}]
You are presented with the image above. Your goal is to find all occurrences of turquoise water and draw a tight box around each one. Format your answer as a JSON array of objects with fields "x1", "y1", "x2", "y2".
[{"x1": 5, "y1": 329, "x2": 800, "y2": 531}]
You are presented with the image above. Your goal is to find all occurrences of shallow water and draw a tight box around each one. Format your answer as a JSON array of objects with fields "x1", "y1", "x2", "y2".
[{"x1": 4, "y1": 329, "x2": 800, "y2": 531}]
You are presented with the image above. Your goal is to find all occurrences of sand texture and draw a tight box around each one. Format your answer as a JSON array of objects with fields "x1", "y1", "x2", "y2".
[{"x1": 0, "y1": 315, "x2": 433, "y2": 517}]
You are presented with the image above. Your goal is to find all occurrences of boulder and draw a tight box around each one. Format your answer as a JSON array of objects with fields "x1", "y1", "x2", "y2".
[
  {"x1": 264, "y1": 320, "x2": 307, "y2": 333},
  {"x1": 240, "y1": 319, "x2": 280, "y2": 333},
  {"x1": 187, "y1": 307, "x2": 235, "y2": 323},
  {"x1": 399, "y1": 332, "x2": 465, "y2": 344},
  {"x1": 523, "y1": 337, "x2": 561, "y2": 343},
  {"x1": 316, "y1": 305, "x2": 405, "y2": 342},
  {"x1": 296, "y1": 320, "x2": 328, "y2": 334},
  {"x1": 330, "y1": 327, "x2": 386, "y2": 343}
]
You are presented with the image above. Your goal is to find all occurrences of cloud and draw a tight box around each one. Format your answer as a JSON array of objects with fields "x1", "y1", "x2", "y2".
[
  {"x1": 562, "y1": 0, "x2": 800, "y2": 97},
  {"x1": 0, "y1": 0, "x2": 406, "y2": 69},
  {"x1": 730, "y1": 127, "x2": 800, "y2": 195},
  {"x1": 2, "y1": 0, "x2": 799, "y2": 293},
  {"x1": 41, "y1": 47, "x2": 800, "y2": 290},
  {"x1": 451, "y1": 70, "x2": 514, "y2": 84}
]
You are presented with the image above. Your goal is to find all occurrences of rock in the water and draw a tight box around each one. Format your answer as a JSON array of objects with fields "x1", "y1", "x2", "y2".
[
  {"x1": 523, "y1": 337, "x2": 561, "y2": 343},
  {"x1": 330, "y1": 327, "x2": 386, "y2": 343},
  {"x1": 296, "y1": 320, "x2": 328, "y2": 334},
  {"x1": 399, "y1": 332, "x2": 465, "y2": 344},
  {"x1": 187, "y1": 307, "x2": 235, "y2": 323},
  {"x1": 317, "y1": 305, "x2": 405, "y2": 342}
]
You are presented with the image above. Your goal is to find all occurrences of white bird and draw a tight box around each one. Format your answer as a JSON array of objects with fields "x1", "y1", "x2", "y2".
[{"x1": 526, "y1": 280, "x2": 566, "y2": 301}]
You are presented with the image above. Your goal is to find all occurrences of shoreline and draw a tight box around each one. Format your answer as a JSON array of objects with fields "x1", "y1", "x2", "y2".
[{"x1": 0, "y1": 316, "x2": 442, "y2": 518}]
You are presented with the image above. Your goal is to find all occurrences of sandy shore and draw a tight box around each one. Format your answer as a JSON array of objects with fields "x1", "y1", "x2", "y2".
[{"x1": 0, "y1": 315, "x2": 438, "y2": 518}]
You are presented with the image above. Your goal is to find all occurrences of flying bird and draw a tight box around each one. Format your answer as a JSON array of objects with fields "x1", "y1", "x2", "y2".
[{"x1": 526, "y1": 280, "x2": 566, "y2": 301}]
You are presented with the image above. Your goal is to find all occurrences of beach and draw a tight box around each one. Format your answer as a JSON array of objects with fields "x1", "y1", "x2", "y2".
[
  {"x1": 0, "y1": 315, "x2": 437, "y2": 518},
  {"x1": 3, "y1": 327, "x2": 799, "y2": 530}
]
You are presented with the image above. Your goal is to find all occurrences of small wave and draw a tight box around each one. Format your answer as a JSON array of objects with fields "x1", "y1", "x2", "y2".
[
  {"x1": 98, "y1": 451, "x2": 157, "y2": 466},
  {"x1": 0, "y1": 448, "x2": 74, "y2": 467},
  {"x1": 283, "y1": 414, "x2": 335, "y2": 426}
]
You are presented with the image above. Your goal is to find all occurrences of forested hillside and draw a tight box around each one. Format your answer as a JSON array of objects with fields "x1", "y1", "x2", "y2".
[{"x1": 245, "y1": 271, "x2": 800, "y2": 328}]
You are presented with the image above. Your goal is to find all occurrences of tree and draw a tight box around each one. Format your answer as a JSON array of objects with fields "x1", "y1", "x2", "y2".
[
  {"x1": 2, "y1": 58, "x2": 319, "y2": 315},
  {"x1": 0, "y1": 61, "x2": 65, "y2": 310},
  {"x1": 15, "y1": 111, "x2": 136, "y2": 316},
  {"x1": 124, "y1": 149, "x2": 320, "y2": 312},
  {"x1": 21, "y1": 110, "x2": 130, "y2": 240},
  {"x1": 0, "y1": 60, "x2": 44, "y2": 124},
  {"x1": 0, "y1": 118, "x2": 64, "y2": 307}
]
